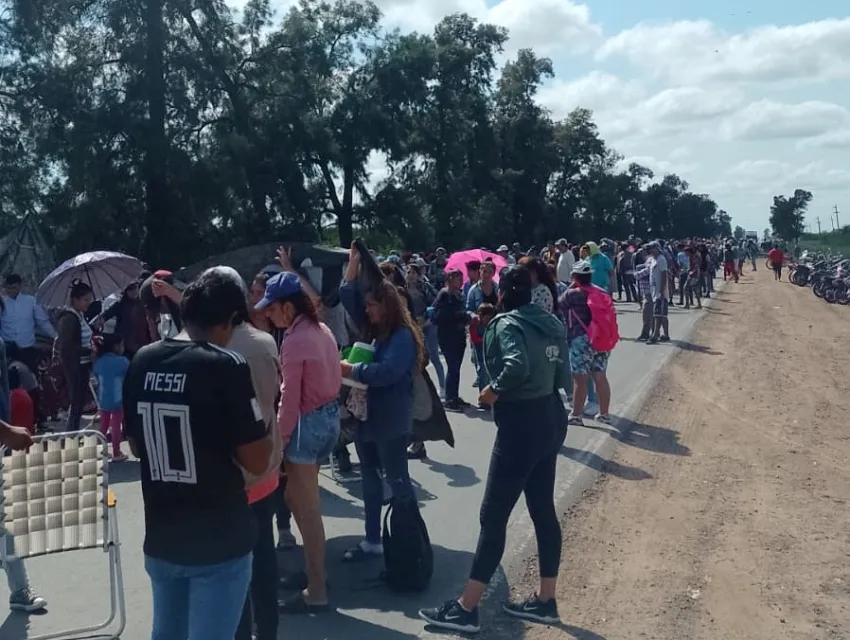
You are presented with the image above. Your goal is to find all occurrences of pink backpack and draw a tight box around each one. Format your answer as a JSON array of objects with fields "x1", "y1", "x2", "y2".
[{"x1": 568, "y1": 285, "x2": 620, "y2": 352}]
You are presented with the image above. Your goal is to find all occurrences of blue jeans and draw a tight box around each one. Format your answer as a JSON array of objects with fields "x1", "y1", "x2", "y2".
[
  {"x1": 424, "y1": 324, "x2": 445, "y2": 390},
  {"x1": 473, "y1": 342, "x2": 488, "y2": 391},
  {"x1": 1, "y1": 531, "x2": 30, "y2": 593},
  {"x1": 145, "y1": 553, "x2": 252, "y2": 640},
  {"x1": 440, "y1": 340, "x2": 465, "y2": 403},
  {"x1": 285, "y1": 401, "x2": 340, "y2": 465},
  {"x1": 355, "y1": 435, "x2": 416, "y2": 545}
]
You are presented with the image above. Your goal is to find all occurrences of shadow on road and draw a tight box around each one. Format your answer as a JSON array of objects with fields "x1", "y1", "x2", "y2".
[
  {"x1": 108, "y1": 459, "x2": 141, "y2": 484},
  {"x1": 560, "y1": 446, "x2": 652, "y2": 481},
  {"x1": 673, "y1": 340, "x2": 723, "y2": 356},
  {"x1": 421, "y1": 458, "x2": 481, "y2": 488},
  {"x1": 277, "y1": 534, "x2": 492, "y2": 637},
  {"x1": 487, "y1": 609, "x2": 610, "y2": 640},
  {"x1": 584, "y1": 418, "x2": 691, "y2": 457}
]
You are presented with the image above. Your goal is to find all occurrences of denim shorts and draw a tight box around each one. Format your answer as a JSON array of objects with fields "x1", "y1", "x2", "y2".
[
  {"x1": 285, "y1": 401, "x2": 340, "y2": 465},
  {"x1": 568, "y1": 334, "x2": 609, "y2": 375}
]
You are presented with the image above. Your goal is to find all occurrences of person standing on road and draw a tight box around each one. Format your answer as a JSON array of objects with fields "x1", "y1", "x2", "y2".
[
  {"x1": 634, "y1": 248, "x2": 654, "y2": 341},
  {"x1": 123, "y1": 269, "x2": 272, "y2": 640},
  {"x1": 723, "y1": 243, "x2": 738, "y2": 283},
  {"x1": 559, "y1": 261, "x2": 613, "y2": 425},
  {"x1": 256, "y1": 271, "x2": 340, "y2": 615},
  {"x1": 432, "y1": 269, "x2": 471, "y2": 411},
  {"x1": 684, "y1": 246, "x2": 702, "y2": 309},
  {"x1": 646, "y1": 242, "x2": 671, "y2": 344},
  {"x1": 769, "y1": 245, "x2": 784, "y2": 280},
  {"x1": 419, "y1": 265, "x2": 567, "y2": 635},
  {"x1": 617, "y1": 243, "x2": 637, "y2": 303},
  {"x1": 338, "y1": 246, "x2": 423, "y2": 563},
  {"x1": 555, "y1": 238, "x2": 575, "y2": 284}
]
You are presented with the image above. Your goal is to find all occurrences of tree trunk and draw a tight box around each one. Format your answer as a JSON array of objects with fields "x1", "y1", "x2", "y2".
[{"x1": 142, "y1": 0, "x2": 169, "y2": 265}]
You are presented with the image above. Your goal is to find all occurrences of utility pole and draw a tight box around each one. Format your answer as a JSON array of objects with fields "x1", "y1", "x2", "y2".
[
  {"x1": 834, "y1": 204, "x2": 840, "y2": 230},
  {"x1": 816, "y1": 217, "x2": 822, "y2": 234}
]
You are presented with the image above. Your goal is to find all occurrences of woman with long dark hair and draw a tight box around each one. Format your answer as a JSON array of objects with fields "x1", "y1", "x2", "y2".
[
  {"x1": 518, "y1": 257, "x2": 558, "y2": 314},
  {"x1": 419, "y1": 265, "x2": 567, "y2": 635},
  {"x1": 339, "y1": 244, "x2": 427, "y2": 562},
  {"x1": 56, "y1": 279, "x2": 94, "y2": 431}
]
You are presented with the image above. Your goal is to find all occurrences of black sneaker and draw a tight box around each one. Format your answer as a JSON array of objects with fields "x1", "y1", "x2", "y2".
[
  {"x1": 659, "y1": 335, "x2": 671, "y2": 343},
  {"x1": 419, "y1": 599, "x2": 480, "y2": 634},
  {"x1": 637, "y1": 333, "x2": 649, "y2": 341},
  {"x1": 502, "y1": 595, "x2": 560, "y2": 625},
  {"x1": 406, "y1": 441, "x2": 427, "y2": 460},
  {"x1": 9, "y1": 587, "x2": 47, "y2": 612},
  {"x1": 279, "y1": 570, "x2": 308, "y2": 591},
  {"x1": 443, "y1": 399, "x2": 464, "y2": 412}
]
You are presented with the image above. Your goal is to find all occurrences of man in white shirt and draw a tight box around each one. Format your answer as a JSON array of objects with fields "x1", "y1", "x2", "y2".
[
  {"x1": 555, "y1": 239, "x2": 575, "y2": 284},
  {"x1": 646, "y1": 243, "x2": 670, "y2": 344}
]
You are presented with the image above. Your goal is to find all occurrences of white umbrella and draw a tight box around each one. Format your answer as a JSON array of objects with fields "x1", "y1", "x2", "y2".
[{"x1": 36, "y1": 251, "x2": 144, "y2": 308}]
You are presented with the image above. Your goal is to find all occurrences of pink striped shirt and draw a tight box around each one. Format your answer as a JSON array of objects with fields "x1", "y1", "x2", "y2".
[{"x1": 277, "y1": 316, "x2": 341, "y2": 441}]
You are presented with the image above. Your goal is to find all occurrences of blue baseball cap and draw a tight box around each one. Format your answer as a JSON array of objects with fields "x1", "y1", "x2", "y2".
[{"x1": 254, "y1": 271, "x2": 302, "y2": 310}]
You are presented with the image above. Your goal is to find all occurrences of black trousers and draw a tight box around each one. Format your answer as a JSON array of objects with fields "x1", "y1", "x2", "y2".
[
  {"x1": 64, "y1": 361, "x2": 91, "y2": 431},
  {"x1": 469, "y1": 394, "x2": 568, "y2": 583},
  {"x1": 235, "y1": 492, "x2": 279, "y2": 640}
]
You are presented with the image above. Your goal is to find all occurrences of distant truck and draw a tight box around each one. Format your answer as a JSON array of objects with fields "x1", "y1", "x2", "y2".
[{"x1": 745, "y1": 230, "x2": 758, "y2": 242}]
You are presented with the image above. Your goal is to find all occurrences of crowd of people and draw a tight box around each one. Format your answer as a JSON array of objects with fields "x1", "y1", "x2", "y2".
[{"x1": 0, "y1": 232, "x2": 750, "y2": 637}]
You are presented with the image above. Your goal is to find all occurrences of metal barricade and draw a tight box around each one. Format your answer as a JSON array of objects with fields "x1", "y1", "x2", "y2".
[{"x1": 0, "y1": 429, "x2": 126, "y2": 639}]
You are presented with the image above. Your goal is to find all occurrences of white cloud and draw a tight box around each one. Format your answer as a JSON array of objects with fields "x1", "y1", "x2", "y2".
[
  {"x1": 537, "y1": 72, "x2": 645, "y2": 119},
  {"x1": 797, "y1": 130, "x2": 850, "y2": 150},
  {"x1": 719, "y1": 100, "x2": 850, "y2": 141},
  {"x1": 597, "y1": 18, "x2": 850, "y2": 87},
  {"x1": 487, "y1": 0, "x2": 601, "y2": 54},
  {"x1": 715, "y1": 160, "x2": 850, "y2": 194},
  {"x1": 374, "y1": 0, "x2": 601, "y2": 54}
]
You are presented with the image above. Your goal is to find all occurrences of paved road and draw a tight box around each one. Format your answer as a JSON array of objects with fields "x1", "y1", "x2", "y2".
[{"x1": 0, "y1": 295, "x2": 716, "y2": 640}]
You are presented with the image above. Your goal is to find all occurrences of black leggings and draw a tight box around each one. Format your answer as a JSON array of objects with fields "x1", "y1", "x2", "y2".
[{"x1": 469, "y1": 394, "x2": 567, "y2": 583}]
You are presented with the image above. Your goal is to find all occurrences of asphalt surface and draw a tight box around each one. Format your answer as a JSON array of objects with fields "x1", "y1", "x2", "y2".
[{"x1": 0, "y1": 292, "x2": 717, "y2": 640}]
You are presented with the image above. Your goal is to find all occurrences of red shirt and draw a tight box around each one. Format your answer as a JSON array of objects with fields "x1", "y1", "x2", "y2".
[
  {"x1": 10, "y1": 388, "x2": 34, "y2": 434},
  {"x1": 768, "y1": 248, "x2": 783, "y2": 265}
]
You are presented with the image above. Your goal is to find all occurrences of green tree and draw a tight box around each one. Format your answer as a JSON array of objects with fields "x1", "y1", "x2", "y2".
[
  {"x1": 0, "y1": 0, "x2": 737, "y2": 265},
  {"x1": 770, "y1": 189, "x2": 813, "y2": 242},
  {"x1": 733, "y1": 226, "x2": 745, "y2": 240}
]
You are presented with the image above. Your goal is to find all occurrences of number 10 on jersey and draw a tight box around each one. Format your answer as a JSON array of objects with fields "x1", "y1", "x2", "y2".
[{"x1": 137, "y1": 401, "x2": 198, "y2": 484}]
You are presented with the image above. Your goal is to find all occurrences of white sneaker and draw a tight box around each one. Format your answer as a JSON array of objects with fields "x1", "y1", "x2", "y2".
[
  {"x1": 584, "y1": 402, "x2": 600, "y2": 416},
  {"x1": 594, "y1": 413, "x2": 612, "y2": 425}
]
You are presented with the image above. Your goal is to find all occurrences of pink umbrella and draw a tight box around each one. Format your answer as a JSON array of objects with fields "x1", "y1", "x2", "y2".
[{"x1": 444, "y1": 249, "x2": 509, "y2": 283}]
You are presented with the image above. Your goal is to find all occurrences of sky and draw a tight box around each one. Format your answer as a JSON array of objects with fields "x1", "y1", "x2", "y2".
[{"x1": 232, "y1": 0, "x2": 850, "y2": 234}]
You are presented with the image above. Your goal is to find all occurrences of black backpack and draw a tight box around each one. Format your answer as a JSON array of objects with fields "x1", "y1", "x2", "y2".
[{"x1": 381, "y1": 498, "x2": 433, "y2": 592}]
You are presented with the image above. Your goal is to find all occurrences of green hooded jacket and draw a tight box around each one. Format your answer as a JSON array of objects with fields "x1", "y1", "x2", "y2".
[{"x1": 482, "y1": 303, "x2": 567, "y2": 401}]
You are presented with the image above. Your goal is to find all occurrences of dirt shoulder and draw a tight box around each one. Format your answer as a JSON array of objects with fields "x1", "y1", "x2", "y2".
[{"x1": 518, "y1": 266, "x2": 850, "y2": 640}]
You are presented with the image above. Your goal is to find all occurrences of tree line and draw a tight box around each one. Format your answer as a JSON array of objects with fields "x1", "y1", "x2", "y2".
[{"x1": 0, "y1": 0, "x2": 734, "y2": 267}]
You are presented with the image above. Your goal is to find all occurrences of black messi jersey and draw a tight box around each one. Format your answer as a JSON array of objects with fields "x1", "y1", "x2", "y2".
[{"x1": 123, "y1": 339, "x2": 266, "y2": 565}]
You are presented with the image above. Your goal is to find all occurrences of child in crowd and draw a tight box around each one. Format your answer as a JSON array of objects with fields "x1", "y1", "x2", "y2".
[
  {"x1": 92, "y1": 334, "x2": 130, "y2": 460},
  {"x1": 9, "y1": 368, "x2": 35, "y2": 434},
  {"x1": 6, "y1": 343, "x2": 41, "y2": 430},
  {"x1": 470, "y1": 303, "x2": 497, "y2": 407}
]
